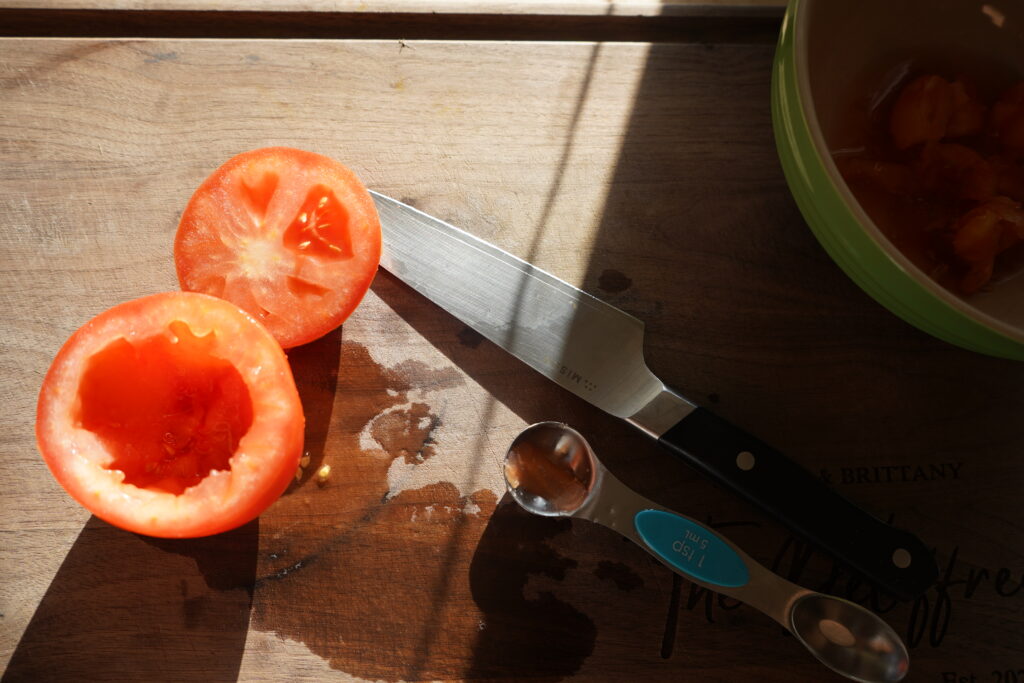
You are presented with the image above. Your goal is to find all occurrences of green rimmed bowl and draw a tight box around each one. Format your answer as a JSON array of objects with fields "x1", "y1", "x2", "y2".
[{"x1": 772, "y1": 0, "x2": 1024, "y2": 359}]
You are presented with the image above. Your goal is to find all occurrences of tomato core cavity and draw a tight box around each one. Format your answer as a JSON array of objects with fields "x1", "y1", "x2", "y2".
[
  {"x1": 75, "y1": 320, "x2": 253, "y2": 495},
  {"x1": 282, "y1": 184, "x2": 353, "y2": 261}
]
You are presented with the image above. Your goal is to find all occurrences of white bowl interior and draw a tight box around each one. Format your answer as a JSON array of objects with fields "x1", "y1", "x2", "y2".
[{"x1": 802, "y1": 0, "x2": 1024, "y2": 332}]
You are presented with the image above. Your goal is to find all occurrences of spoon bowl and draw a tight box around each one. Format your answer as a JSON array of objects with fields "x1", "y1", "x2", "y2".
[
  {"x1": 504, "y1": 422, "x2": 596, "y2": 516},
  {"x1": 789, "y1": 593, "x2": 909, "y2": 683}
]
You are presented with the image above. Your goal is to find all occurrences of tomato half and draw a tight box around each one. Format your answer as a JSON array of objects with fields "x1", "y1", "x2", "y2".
[
  {"x1": 175, "y1": 147, "x2": 382, "y2": 349},
  {"x1": 36, "y1": 292, "x2": 305, "y2": 538}
]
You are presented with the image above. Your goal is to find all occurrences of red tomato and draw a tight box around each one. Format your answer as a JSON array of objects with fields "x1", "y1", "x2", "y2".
[
  {"x1": 36, "y1": 292, "x2": 305, "y2": 538},
  {"x1": 175, "y1": 147, "x2": 382, "y2": 349}
]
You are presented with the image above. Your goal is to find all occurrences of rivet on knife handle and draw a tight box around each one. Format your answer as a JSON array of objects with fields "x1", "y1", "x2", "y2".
[{"x1": 655, "y1": 405, "x2": 939, "y2": 600}]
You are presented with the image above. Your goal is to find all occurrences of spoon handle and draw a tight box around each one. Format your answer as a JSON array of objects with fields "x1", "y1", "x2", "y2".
[
  {"x1": 583, "y1": 471, "x2": 909, "y2": 682},
  {"x1": 581, "y1": 469, "x2": 801, "y2": 625},
  {"x1": 657, "y1": 407, "x2": 937, "y2": 600}
]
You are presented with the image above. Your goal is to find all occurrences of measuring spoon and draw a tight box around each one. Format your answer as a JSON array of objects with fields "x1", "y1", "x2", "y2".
[{"x1": 503, "y1": 422, "x2": 910, "y2": 683}]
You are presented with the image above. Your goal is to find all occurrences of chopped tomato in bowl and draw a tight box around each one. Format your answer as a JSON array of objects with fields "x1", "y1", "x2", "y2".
[
  {"x1": 36, "y1": 292, "x2": 305, "y2": 538},
  {"x1": 175, "y1": 147, "x2": 382, "y2": 349}
]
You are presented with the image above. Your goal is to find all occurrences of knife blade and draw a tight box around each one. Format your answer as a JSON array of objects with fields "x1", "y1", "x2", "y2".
[{"x1": 371, "y1": 190, "x2": 938, "y2": 600}]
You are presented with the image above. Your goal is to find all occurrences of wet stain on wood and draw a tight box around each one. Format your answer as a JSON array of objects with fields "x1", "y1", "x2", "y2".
[
  {"x1": 182, "y1": 594, "x2": 209, "y2": 630},
  {"x1": 249, "y1": 338, "x2": 596, "y2": 681},
  {"x1": 370, "y1": 401, "x2": 441, "y2": 464},
  {"x1": 384, "y1": 358, "x2": 463, "y2": 392},
  {"x1": 466, "y1": 497, "x2": 597, "y2": 680},
  {"x1": 594, "y1": 560, "x2": 644, "y2": 591},
  {"x1": 598, "y1": 268, "x2": 632, "y2": 293},
  {"x1": 457, "y1": 326, "x2": 484, "y2": 348}
]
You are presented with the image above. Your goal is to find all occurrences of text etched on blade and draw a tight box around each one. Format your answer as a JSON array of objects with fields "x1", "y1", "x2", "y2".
[{"x1": 560, "y1": 365, "x2": 597, "y2": 392}]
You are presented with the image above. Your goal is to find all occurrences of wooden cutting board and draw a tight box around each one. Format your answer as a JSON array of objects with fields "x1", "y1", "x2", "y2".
[
  {"x1": 1, "y1": 33, "x2": 1022, "y2": 682},
  {"x1": 0, "y1": 0, "x2": 786, "y2": 15}
]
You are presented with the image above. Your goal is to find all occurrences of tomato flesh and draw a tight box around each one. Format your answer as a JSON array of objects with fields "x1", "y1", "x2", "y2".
[
  {"x1": 77, "y1": 321, "x2": 254, "y2": 495},
  {"x1": 175, "y1": 147, "x2": 382, "y2": 348},
  {"x1": 282, "y1": 184, "x2": 353, "y2": 260},
  {"x1": 37, "y1": 292, "x2": 305, "y2": 538}
]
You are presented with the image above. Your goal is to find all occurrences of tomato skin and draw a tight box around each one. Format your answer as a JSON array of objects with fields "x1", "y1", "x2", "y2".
[
  {"x1": 36, "y1": 292, "x2": 305, "y2": 538},
  {"x1": 175, "y1": 147, "x2": 382, "y2": 349}
]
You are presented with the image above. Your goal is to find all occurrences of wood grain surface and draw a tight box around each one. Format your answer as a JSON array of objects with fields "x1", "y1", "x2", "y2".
[
  {"x1": 0, "y1": 0, "x2": 785, "y2": 17},
  {"x1": 1, "y1": 33, "x2": 1022, "y2": 683},
  {"x1": 0, "y1": 8, "x2": 782, "y2": 43}
]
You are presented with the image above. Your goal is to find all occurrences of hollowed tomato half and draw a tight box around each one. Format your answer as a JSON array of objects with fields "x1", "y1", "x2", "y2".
[
  {"x1": 36, "y1": 292, "x2": 305, "y2": 538},
  {"x1": 175, "y1": 147, "x2": 382, "y2": 349}
]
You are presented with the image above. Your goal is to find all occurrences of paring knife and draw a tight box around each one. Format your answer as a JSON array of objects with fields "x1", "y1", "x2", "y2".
[{"x1": 371, "y1": 191, "x2": 938, "y2": 600}]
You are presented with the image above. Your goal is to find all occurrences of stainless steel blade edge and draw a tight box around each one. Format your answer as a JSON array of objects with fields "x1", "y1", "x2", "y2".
[{"x1": 373, "y1": 191, "x2": 695, "y2": 432}]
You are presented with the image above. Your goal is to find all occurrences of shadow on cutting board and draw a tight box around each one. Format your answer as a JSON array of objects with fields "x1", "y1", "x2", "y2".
[
  {"x1": 3, "y1": 328, "x2": 343, "y2": 683},
  {"x1": 284, "y1": 325, "x2": 344, "y2": 493},
  {"x1": 465, "y1": 493, "x2": 598, "y2": 680},
  {"x1": 379, "y1": 33, "x2": 1024, "y2": 680},
  {"x1": 2, "y1": 516, "x2": 258, "y2": 683},
  {"x1": 455, "y1": 30, "x2": 1024, "y2": 681}
]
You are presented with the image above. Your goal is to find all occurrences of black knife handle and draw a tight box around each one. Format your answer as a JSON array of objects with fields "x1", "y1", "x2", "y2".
[{"x1": 659, "y1": 407, "x2": 937, "y2": 600}]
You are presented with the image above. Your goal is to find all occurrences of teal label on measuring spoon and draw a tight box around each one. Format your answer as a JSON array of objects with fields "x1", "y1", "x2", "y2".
[{"x1": 634, "y1": 510, "x2": 749, "y2": 588}]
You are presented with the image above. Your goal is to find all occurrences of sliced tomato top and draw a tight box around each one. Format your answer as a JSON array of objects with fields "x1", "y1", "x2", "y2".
[
  {"x1": 36, "y1": 292, "x2": 304, "y2": 538},
  {"x1": 175, "y1": 147, "x2": 381, "y2": 348}
]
